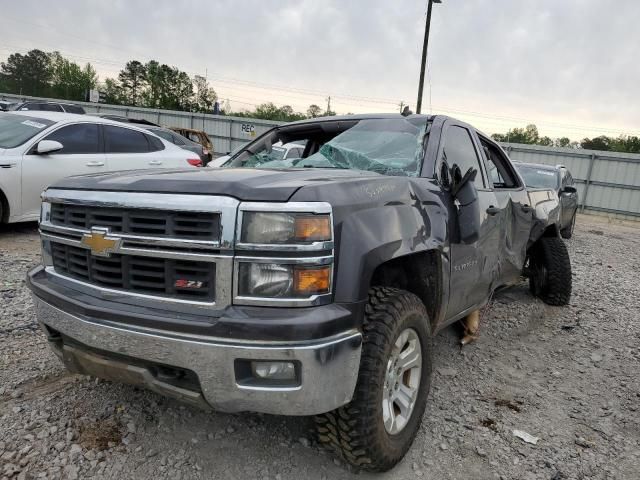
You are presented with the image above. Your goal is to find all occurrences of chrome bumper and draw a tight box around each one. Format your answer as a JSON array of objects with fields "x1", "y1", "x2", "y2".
[{"x1": 33, "y1": 296, "x2": 362, "y2": 415}]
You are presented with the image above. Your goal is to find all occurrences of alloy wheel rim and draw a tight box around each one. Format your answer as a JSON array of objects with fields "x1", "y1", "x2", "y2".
[{"x1": 382, "y1": 328, "x2": 422, "y2": 435}]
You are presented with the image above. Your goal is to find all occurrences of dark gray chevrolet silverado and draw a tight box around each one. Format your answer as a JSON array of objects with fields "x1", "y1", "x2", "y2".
[{"x1": 28, "y1": 114, "x2": 572, "y2": 471}]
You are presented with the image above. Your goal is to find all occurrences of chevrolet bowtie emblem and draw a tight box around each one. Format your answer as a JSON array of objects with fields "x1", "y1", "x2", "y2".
[{"x1": 80, "y1": 228, "x2": 122, "y2": 257}]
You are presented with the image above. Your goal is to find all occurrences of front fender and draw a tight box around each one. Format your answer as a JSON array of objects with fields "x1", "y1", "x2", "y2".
[
  {"x1": 334, "y1": 199, "x2": 447, "y2": 303},
  {"x1": 527, "y1": 189, "x2": 562, "y2": 246},
  {"x1": 289, "y1": 176, "x2": 449, "y2": 304}
]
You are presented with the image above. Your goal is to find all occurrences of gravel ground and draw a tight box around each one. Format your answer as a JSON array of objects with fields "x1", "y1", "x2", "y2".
[{"x1": 1, "y1": 215, "x2": 639, "y2": 480}]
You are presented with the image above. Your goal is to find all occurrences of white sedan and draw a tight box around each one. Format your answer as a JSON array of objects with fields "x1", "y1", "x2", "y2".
[{"x1": 0, "y1": 112, "x2": 203, "y2": 224}]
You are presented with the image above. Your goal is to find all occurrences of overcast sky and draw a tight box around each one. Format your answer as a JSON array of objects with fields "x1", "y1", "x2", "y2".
[{"x1": 2, "y1": 0, "x2": 639, "y2": 139}]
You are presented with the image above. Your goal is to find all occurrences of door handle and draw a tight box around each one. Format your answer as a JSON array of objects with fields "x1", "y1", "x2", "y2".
[
  {"x1": 86, "y1": 161, "x2": 104, "y2": 167},
  {"x1": 486, "y1": 206, "x2": 500, "y2": 216},
  {"x1": 148, "y1": 160, "x2": 163, "y2": 166},
  {"x1": 521, "y1": 204, "x2": 533, "y2": 213}
]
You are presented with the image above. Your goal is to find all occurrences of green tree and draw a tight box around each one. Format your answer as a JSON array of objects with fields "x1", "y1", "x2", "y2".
[
  {"x1": 118, "y1": 60, "x2": 147, "y2": 105},
  {"x1": 581, "y1": 136, "x2": 612, "y2": 151},
  {"x1": 611, "y1": 135, "x2": 640, "y2": 153},
  {"x1": 49, "y1": 52, "x2": 97, "y2": 100},
  {"x1": 102, "y1": 78, "x2": 125, "y2": 104},
  {"x1": 0, "y1": 49, "x2": 52, "y2": 96},
  {"x1": 538, "y1": 136, "x2": 553, "y2": 146},
  {"x1": 307, "y1": 104, "x2": 322, "y2": 118},
  {"x1": 142, "y1": 60, "x2": 162, "y2": 107},
  {"x1": 171, "y1": 70, "x2": 194, "y2": 110},
  {"x1": 555, "y1": 137, "x2": 572, "y2": 148},
  {"x1": 193, "y1": 75, "x2": 217, "y2": 112},
  {"x1": 249, "y1": 102, "x2": 305, "y2": 121}
]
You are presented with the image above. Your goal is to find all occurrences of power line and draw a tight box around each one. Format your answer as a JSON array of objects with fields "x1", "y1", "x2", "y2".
[{"x1": 0, "y1": 44, "x2": 637, "y2": 138}]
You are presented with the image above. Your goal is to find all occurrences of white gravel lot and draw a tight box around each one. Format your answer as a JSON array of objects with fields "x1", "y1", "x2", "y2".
[{"x1": 0, "y1": 215, "x2": 639, "y2": 480}]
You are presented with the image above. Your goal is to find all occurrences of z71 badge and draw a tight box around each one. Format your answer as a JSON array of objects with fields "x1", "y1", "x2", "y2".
[{"x1": 174, "y1": 279, "x2": 204, "y2": 289}]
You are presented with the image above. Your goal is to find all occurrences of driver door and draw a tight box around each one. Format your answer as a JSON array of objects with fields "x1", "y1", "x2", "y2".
[
  {"x1": 439, "y1": 123, "x2": 501, "y2": 322},
  {"x1": 21, "y1": 123, "x2": 105, "y2": 218}
]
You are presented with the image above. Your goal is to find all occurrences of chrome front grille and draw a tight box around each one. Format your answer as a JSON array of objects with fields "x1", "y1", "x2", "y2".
[
  {"x1": 51, "y1": 243, "x2": 216, "y2": 301},
  {"x1": 39, "y1": 189, "x2": 239, "y2": 310},
  {"x1": 50, "y1": 203, "x2": 220, "y2": 240}
]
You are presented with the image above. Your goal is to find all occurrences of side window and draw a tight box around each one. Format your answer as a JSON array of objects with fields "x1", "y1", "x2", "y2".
[
  {"x1": 171, "y1": 133, "x2": 186, "y2": 145},
  {"x1": 64, "y1": 105, "x2": 85, "y2": 114},
  {"x1": 146, "y1": 134, "x2": 165, "y2": 152},
  {"x1": 104, "y1": 125, "x2": 150, "y2": 153},
  {"x1": 41, "y1": 104, "x2": 64, "y2": 112},
  {"x1": 485, "y1": 151, "x2": 505, "y2": 186},
  {"x1": 480, "y1": 139, "x2": 519, "y2": 189},
  {"x1": 442, "y1": 126, "x2": 485, "y2": 189},
  {"x1": 43, "y1": 124, "x2": 100, "y2": 154}
]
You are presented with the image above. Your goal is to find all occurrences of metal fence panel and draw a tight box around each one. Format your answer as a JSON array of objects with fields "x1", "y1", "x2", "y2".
[{"x1": 502, "y1": 143, "x2": 640, "y2": 219}]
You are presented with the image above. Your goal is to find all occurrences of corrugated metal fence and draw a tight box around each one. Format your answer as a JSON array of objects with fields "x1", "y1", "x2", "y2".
[
  {"x1": 500, "y1": 143, "x2": 640, "y2": 221},
  {"x1": 2, "y1": 93, "x2": 639, "y2": 220}
]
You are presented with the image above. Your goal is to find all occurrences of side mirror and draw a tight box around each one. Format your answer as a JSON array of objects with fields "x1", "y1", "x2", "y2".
[
  {"x1": 451, "y1": 166, "x2": 478, "y2": 200},
  {"x1": 562, "y1": 186, "x2": 577, "y2": 194},
  {"x1": 450, "y1": 166, "x2": 480, "y2": 244},
  {"x1": 36, "y1": 140, "x2": 64, "y2": 155}
]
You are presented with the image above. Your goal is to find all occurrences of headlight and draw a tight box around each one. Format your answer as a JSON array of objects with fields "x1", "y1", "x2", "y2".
[
  {"x1": 238, "y1": 262, "x2": 331, "y2": 298},
  {"x1": 40, "y1": 201, "x2": 51, "y2": 224},
  {"x1": 241, "y1": 212, "x2": 331, "y2": 244}
]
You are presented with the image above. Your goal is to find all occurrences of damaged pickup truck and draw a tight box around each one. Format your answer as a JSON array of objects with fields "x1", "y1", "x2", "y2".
[{"x1": 28, "y1": 114, "x2": 572, "y2": 471}]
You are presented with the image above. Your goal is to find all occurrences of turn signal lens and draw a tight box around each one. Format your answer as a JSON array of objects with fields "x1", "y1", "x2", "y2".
[
  {"x1": 294, "y1": 216, "x2": 331, "y2": 242},
  {"x1": 294, "y1": 266, "x2": 331, "y2": 296}
]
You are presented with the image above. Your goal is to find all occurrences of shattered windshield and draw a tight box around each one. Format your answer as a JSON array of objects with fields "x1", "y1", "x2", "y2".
[{"x1": 224, "y1": 119, "x2": 428, "y2": 177}]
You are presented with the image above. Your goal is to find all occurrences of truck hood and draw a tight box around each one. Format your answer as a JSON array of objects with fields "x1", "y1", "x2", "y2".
[{"x1": 48, "y1": 167, "x2": 382, "y2": 202}]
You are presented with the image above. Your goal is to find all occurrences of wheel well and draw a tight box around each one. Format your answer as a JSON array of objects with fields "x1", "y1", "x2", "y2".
[
  {"x1": 370, "y1": 250, "x2": 442, "y2": 329},
  {"x1": 0, "y1": 189, "x2": 8, "y2": 223}
]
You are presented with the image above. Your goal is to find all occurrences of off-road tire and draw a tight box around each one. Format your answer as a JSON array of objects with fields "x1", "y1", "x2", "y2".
[
  {"x1": 560, "y1": 213, "x2": 576, "y2": 239},
  {"x1": 314, "y1": 287, "x2": 432, "y2": 472},
  {"x1": 528, "y1": 236, "x2": 572, "y2": 305}
]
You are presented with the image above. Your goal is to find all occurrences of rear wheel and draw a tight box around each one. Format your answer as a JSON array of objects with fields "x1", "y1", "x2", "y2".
[
  {"x1": 528, "y1": 236, "x2": 572, "y2": 305},
  {"x1": 314, "y1": 287, "x2": 432, "y2": 472},
  {"x1": 560, "y1": 213, "x2": 576, "y2": 239}
]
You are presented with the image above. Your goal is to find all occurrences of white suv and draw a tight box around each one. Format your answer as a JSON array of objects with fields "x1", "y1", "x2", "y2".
[{"x1": 0, "y1": 112, "x2": 203, "y2": 224}]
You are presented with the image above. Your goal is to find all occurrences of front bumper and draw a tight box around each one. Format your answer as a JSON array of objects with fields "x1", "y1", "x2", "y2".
[{"x1": 31, "y1": 295, "x2": 362, "y2": 415}]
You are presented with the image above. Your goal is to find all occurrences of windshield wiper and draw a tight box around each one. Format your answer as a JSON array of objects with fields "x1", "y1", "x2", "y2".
[{"x1": 302, "y1": 165, "x2": 348, "y2": 169}]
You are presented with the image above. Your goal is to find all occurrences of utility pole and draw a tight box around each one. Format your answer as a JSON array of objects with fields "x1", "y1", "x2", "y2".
[
  {"x1": 326, "y1": 96, "x2": 331, "y2": 114},
  {"x1": 416, "y1": 0, "x2": 441, "y2": 114},
  {"x1": 399, "y1": 101, "x2": 405, "y2": 113}
]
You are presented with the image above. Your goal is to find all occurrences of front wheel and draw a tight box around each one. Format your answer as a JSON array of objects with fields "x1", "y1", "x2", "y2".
[
  {"x1": 528, "y1": 236, "x2": 572, "y2": 305},
  {"x1": 314, "y1": 287, "x2": 432, "y2": 472}
]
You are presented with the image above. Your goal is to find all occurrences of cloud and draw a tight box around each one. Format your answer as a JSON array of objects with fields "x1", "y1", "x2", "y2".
[{"x1": 2, "y1": 0, "x2": 639, "y2": 139}]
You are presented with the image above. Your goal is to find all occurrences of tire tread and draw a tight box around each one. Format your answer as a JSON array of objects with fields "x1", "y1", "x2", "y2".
[
  {"x1": 530, "y1": 236, "x2": 572, "y2": 305},
  {"x1": 314, "y1": 287, "x2": 431, "y2": 472}
]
